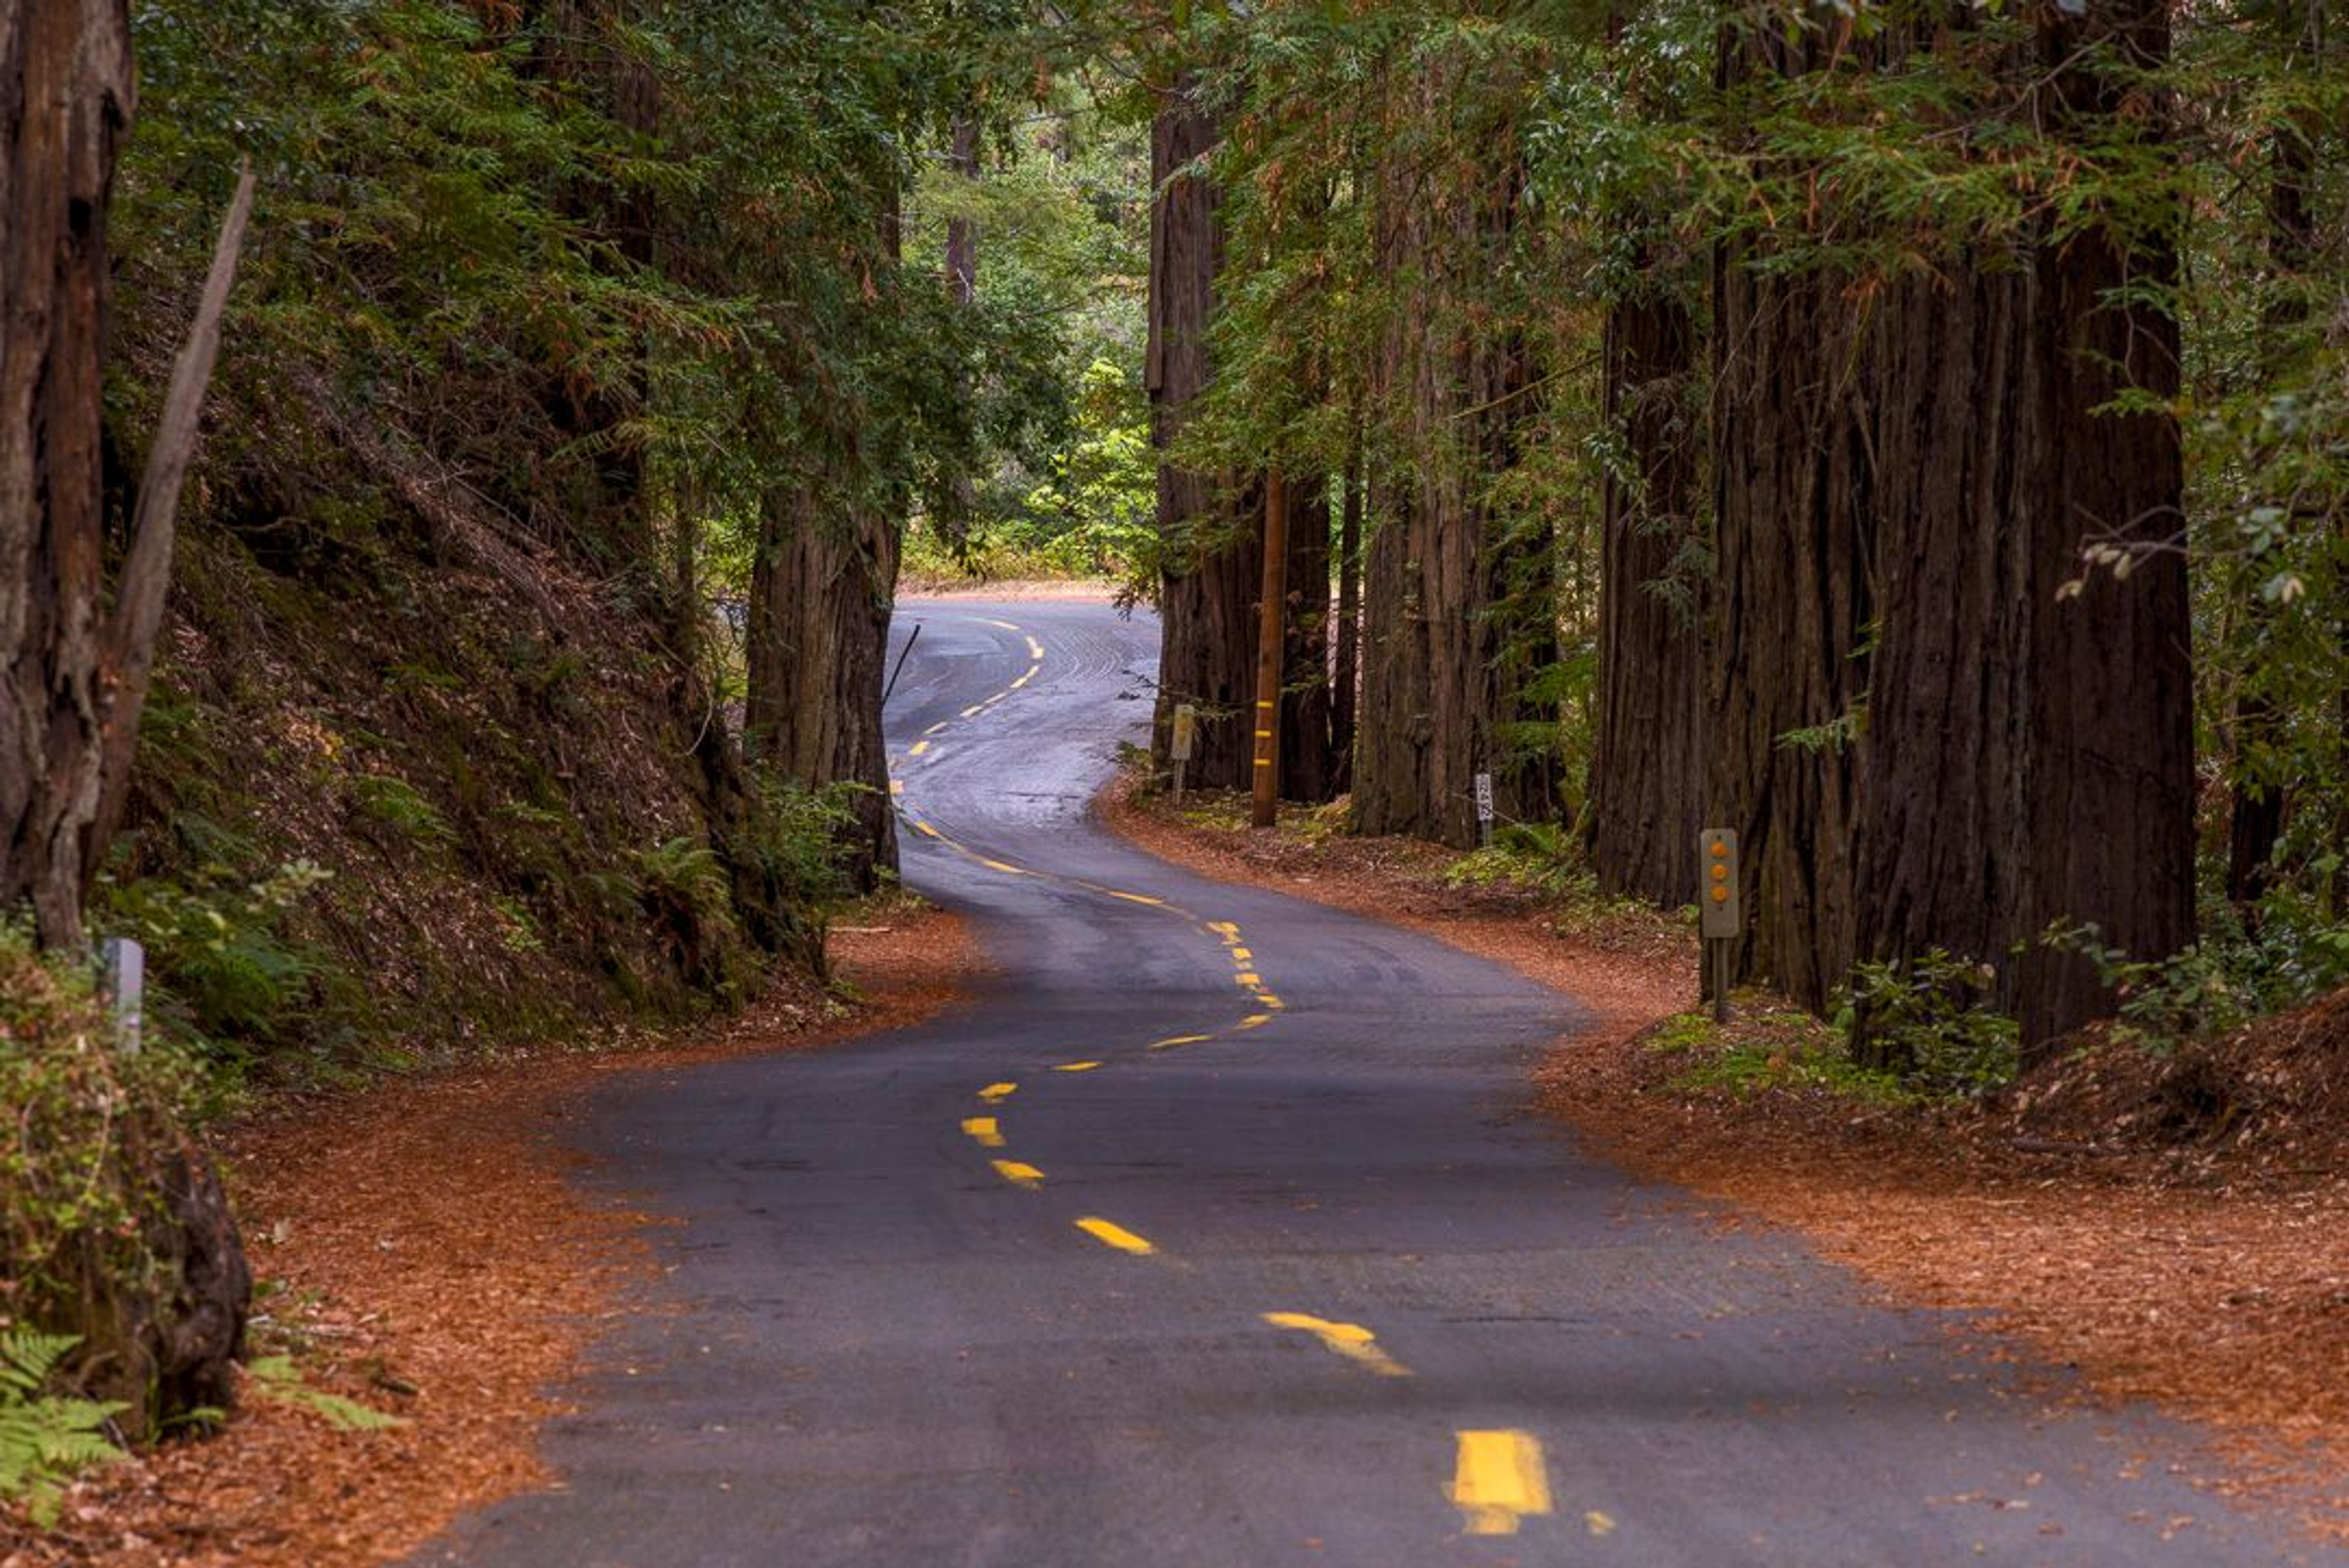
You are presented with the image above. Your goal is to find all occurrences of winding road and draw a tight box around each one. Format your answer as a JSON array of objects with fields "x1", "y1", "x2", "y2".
[{"x1": 410, "y1": 599, "x2": 2313, "y2": 1567}]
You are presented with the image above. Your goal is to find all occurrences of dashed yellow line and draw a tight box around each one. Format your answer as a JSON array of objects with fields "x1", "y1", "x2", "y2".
[
  {"x1": 961, "y1": 703, "x2": 987, "y2": 718},
  {"x1": 1150, "y1": 1034, "x2": 1211, "y2": 1050},
  {"x1": 1235, "y1": 1013, "x2": 1274, "y2": 1030},
  {"x1": 1052, "y1": 1060, "x2": 1103, "y2": 1073},
  {"x1": 991, "y1": 1159, "x2": 1045, "y2": 1189},
  {"x1": 1107, "y1": 890, "x2": 1166, "y2": 907},
  {"x1": 913, "y1": 821, "x2": 943, "y2": 839},
  {"x1": 1234, "y1": 971, "x2": 1262, "y2": 987},
  {"x1": 961, "y1": 1116, "x2": 1004, "y2": 1148},
  {"x1": 979, "y1": 1081, "x2": 1018, "y2": 1103},
  {"x1": 908, "y1": 739, "x2": 932, "y2": 757},
  {"x1": 1009, "y1": 671, "x2": 1033, "y2": 689},
  {"x1": 975, "y1": 856, "x2": 1029, "y2": 876},
  {"x1": 1447, "y1": 1431, "x2": 1553, "y2": 1537},
  {"x1": 1074, "y1": 1217, "x2": 1155, "y2": 1255},
  {"x1": 1262, "y1": 1312, "x2": 1412, "y2": 1377},
  {"x1": 1258, "y1": 994, "x2": 1285, "y2": 1010},
  {"x1": 1231, "y1": 947, "x2": 1252, "y2": 963}
]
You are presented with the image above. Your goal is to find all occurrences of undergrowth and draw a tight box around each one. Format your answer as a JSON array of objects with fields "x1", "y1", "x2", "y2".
[{"x1": 0, "y1": 1331, "x2": 124, "y2": 1527}]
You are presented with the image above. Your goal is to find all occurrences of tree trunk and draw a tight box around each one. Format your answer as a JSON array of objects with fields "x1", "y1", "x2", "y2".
[
  {"x1": 0, "y1": 1, "x2": 135, "y2": 944},
  {"x1": 1145, "y1": 73, "x2": 1261, "y2": 791},
  {"x1": 2012, "y1": 0, "x2": 2194, "y2": 1054},
  {"x1": 1279, "y1": 473, "x2": 1334, "y2": 803},
  {"x1": 1353, "y1": 61, "x2": 1556, "y2": 848},
  {"x1": 1589, "y1": 282, "x2": 1704, "y2": 907},
  {"x1": 945, "y1": 117, "x2": 978, "y2": 306},
  {"x1": 745, "y1": 481, "x2": 900, "y2": 895},
  {"x1": 1331, "y1": 421, "x2": 1364, "y2": 791}
]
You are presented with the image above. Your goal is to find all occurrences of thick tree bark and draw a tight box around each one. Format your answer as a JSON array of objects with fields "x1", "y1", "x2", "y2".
[
  {"x1": 1589, "y1": 283, "x2": 1703, "y2": 907},
  {"x1": 0, "y1": 1, "x2": 135, "y2": 944},
  {"x1": 745, "y1": 481, "x2": 900, "y2": 895},
  {"x1": 1145, "y1": 73, "x2": 1257, "y2": 790},
  {"x1": 1279, "y1": 474, "x2": 1334, "y2": 804},
  {"x1": 1331, "y1": 422, "x2": 1364, "y2": 790},
  {"x1": 2012, "y1": 0, "x2": 2194, "y2": 1054},
  {"x1": 1353, "y1": 63, "x2": 1557, "y2": 848}
]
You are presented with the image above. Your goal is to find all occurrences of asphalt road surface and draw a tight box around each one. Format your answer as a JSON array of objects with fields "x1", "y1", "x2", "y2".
[{"x1": 410, "y1": 599, "x2": 2315, "y2": 1568}]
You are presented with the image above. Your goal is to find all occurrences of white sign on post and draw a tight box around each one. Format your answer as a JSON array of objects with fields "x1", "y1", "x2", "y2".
[
  {"x1": 1171, "y1": 704, "x2": 1197, "y2": 762},
  {"x1": 1474, "y1": 772, "x2": 1495, "y2": 844}
]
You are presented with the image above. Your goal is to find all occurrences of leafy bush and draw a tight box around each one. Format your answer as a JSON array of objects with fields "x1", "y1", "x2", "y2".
[
  {"x1": 1838, "y1": 949, "x2": 2019, "y2": 1096},
  {"x1": 98, "y1": 861, "x2": 336, "y2": 1073},
  {"x1": 0, "y1": 1331, "x2": 125, "y2": 1528},
  {"x1": 2046, "y1": 902, "x2": 2349, "y2": 1052}
]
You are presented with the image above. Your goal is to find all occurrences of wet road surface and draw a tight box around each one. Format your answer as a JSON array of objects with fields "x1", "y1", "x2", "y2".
[{"x1": 409, "y1": 599, "x2": 2314, "y2": 1567}]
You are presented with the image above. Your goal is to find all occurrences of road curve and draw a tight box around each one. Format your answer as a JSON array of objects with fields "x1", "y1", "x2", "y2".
[{"x1": 409, "y1": 599, "x2": 2310, "y2": 1568}]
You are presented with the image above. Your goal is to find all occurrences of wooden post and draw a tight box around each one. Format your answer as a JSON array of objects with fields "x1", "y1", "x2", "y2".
[{"x1": 1251, "y1": 470, "x2": 1288, "y2": 828}]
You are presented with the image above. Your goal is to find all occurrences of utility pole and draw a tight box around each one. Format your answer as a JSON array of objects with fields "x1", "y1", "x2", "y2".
[{"x1": 1251, "y1": 470, "x2": 1288, "y2": 828}]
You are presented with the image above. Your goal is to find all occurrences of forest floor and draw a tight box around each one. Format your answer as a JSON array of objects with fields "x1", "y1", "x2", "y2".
[
  {"x1": 1, "y1": 900, "x2": 988, "y2": 1568},
  {"x1": 1100, "y1": 777, "x2": 2349, "y2": 1550}
]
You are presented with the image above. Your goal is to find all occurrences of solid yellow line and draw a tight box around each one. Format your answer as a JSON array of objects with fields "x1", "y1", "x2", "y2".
[
  {"x1": 1053, "y1": 1060, "x2": 1103, "y2": 1073},
  {"x1": 991, "y1": 1159, "x2": 1044, "y2": 1189},
  {"x1": 961, "y1": 1117, "x2": 1004, "y2": 1148},
  {"x1": 1447, "y1": 1431, "x2": 1553, "y2": 1537},
  {"x1": 1075, "y1": 1217, "x2": 1154, "y2": 1255},
  {"x1": 1149, "y1": 1034, "x2": 1211, "y2": 1050},
  {"x1": 979, "y1": 1081, "x2": 1017, "y2": 1103},
  {"x1": 1262, "y1": 1312, "x2": 1412, "y2": 1377},
  {"x1": 909, "y1": 740, "x2": 932, "y2": 757}
]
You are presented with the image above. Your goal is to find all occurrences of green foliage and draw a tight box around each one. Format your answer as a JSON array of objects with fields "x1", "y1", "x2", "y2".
[
  {"x1": 243, "y1": 1355, "x2": 403, "y2": 1433},
  {"x1": 0, "y1": 1332, "x2": 125, "y2": 1528},
  {"x1": 100, "y1": 862, "x2": 336, "y2": 1073},
  {"x1": 1838, "y1": 950, "x2": 2020, "y2": 1097},
  {"x1": 347, "y1": 775, "x2": 455, "y2": 848},
  {"x1": 2047, "y1": 906, "x2": 2349, "y2": 1052},
  {"x1": 1646, "y1": 1005, "x2": 1912, "y2": 1104}
]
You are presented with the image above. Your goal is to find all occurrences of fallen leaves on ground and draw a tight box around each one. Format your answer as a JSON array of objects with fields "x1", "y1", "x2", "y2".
[{"x1": 1, "y1": 906, "x2": 984, "y2": 1568}]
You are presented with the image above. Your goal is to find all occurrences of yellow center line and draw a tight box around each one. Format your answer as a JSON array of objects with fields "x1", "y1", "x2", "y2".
[
  {"x1": 1009, "y1": 671, "x2": 1033, "y2": 689},
  {"x1": 1074, "y1": 1217, "x2": 1154, "y2": 1255},
  {"x1": 924, "y1": 720, "x2": 951, "y2": 736},
  {"x1": 1447, "y1": 1430, "x2": 1553, "y2": 1537},
  {"x1": 990, "y1": 1159, "x2": 1044, "y2": 1189},
  {"x1": 961, "y1": 1117, "x2": 1004, "y2": 1148},
  {"x1": 1052, "y1": 1060, "x2": 1103, "y2": 1073},
  {"x1": 1230, "y1": 947, "x2": 1252, "y2": 963},
  {"x1": 1234, "y1": 1013, "x2": 1273, "y2": 1030},
  {"x1": 913, "y1": 821, "x2": 943, "y2": 839},
  {"x1": 1026, "y1": 637, "x2": 1045, "y2": 660},
  {"x1": 974, "y1": 856, "x2": 1029, "y2": 876},
  {"x1": 1106, "y1": 890, "x2": 1166, "y2": 907},
  {"x1": 1258, "y1": 994, "x2": 1286, "y2": 1010},
  {"x1": 1209, "y1": 922, "x2": 1240, "y2": 939},
  {"x1": 979, "y1": 1081, "x2": 1017, "y2": 1103},
  {"x1": 960, "y1": 704, "x2": 986, "y2": 718},
  {"x1": 908, "y1": 739, "x2": 932, "y2": 757},
  {"x1": 979, "y1": 618, "x2": 1021, "y2": 631},
  {"x1": 1234, "y1": 971, "x2": 1262, "y2": 987},
  {"x1": 1149, "y1": 1034, "x2": 1211, "y2": 1050},
  {"x1": 1261, "y1": 1312, "x2": 1412, "y2": 1377}
]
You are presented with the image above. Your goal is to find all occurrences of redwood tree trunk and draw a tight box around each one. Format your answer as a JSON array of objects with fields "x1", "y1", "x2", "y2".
[
  {"x1": 1331, "y1": 424, "x2": 1364, "y2": 791},
  {"x1": 1589, "y1": 283, "x2": 1703, "y2": 907},
  {"x1": 1145, "y1": 73, "x2": 1258, "y2": 790},
  {"x1": 746, "y1": 481, "x2": 901, "y2": 894},
  {"x1": 1353, "y1": 61, "x2": 1556, "y2": 848},
  {"x1": 1279, "y1": 473, "x2": 1334, "y2": 803},
  {"x1": 0, "y1": 1, "x2": 135, "y2": 944}
]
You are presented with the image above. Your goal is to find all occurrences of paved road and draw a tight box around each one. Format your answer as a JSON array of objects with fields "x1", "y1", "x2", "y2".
[{"x1": 410, "y1": 600, "x2": 2315, "y2": 1567}]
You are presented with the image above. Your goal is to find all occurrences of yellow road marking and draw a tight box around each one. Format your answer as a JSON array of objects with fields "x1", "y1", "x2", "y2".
[
  {"x1": 1209, "y1": 922, "x2": 1240, "y2": 939},
  {"x1": 980, "y1": 618, "x2": 1021, "y2": 631},
  {"x1": 1009, "y1": 671, "x2": 1033, "y2": 689},
  {"x1": 1107, "y1": 890, "x2": 1166, "y2": 907},
  {"x1": 1258, "y1": 994, "x2": 1285, "y2": 1010},
  {"x1": 889, "y1": 778, "x2": 904, "y2": 796},
  {"x1": 1150, "y1": 1034, "x2": 1211, "y2": 1049},
  {"x1": 1230, "y1": 947, "x2": 1252, "y2": 963},
  {"x1": 1075, "y1": 1217, "x2": 1154, "y2": 1255},
  {"x1": 961, "y1": 704, "x2": 986, "y2": 718},
  {"x1": 1235, "y1": 1013, "x2": 1273, "y2": 1030},
  {"x1": 1234, "y1": 971, "x2": 1261, "y2": 986},
  {"x1": 1026, "y1": 637, "x2": 1045, "y2": 660},
  {"x1": 1261, "y1": 1312, "x2": 1412, "y2": 1377},
  {"x1": 909, "y1": 740, "x2": 932, "y2": 757},
  {"x1": 1447, "y1": 1430, "x2": 1553, "y2": 1537},
  {"x1": 991, "y1": 1159, "x2": 1044, "y2": 1189},
  {"x1": 1052, "y1": 1060, "x2": 1103, "y2": 1073},
  {"x1": 961, "y1": 1117, "x2": 1004, "y2": 1148},
  {"x1": 979, "y1": 1081, "x2": 1018, "y2": 1103},
  {"x1": 914, "y1": 821, "x2": 943, "y2": 839},
  {"x1": 976, "y1": 857, "x2": 1027, "y2": 876},
  {"x1": 924, "y1": 720, "x2": 951, "y2": 736}
]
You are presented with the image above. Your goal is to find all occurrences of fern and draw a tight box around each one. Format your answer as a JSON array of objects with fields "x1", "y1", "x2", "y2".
[
  {"x1": 245, "y1": 1355, "x2": 404, "y2": 1432},
  {"x1": 0, "y1": 1331, "x2": 125, "y2": 1528}
]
